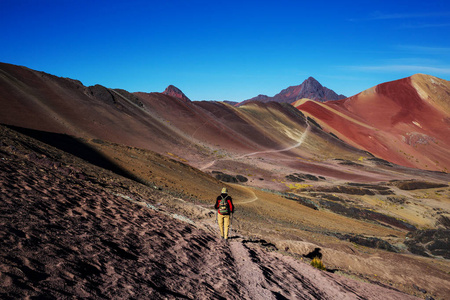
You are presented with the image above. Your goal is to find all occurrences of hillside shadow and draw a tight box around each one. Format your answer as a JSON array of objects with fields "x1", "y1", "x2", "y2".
[{"x1": 5, "y1": 125, "x2": 146, "y2": 184}]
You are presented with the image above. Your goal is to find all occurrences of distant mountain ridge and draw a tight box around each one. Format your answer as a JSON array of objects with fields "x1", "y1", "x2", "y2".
[
  {"x1": 1, "y1": 62, "x2": 449, "y2": 172},
  {"x1": 239, "y1": 77, "x2": 346, "y2": 106}
]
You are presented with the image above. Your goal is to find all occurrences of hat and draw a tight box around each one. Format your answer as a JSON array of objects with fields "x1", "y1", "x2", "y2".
[{"x1": 221, "y1": 187, "x2": 228, "y2": 194}]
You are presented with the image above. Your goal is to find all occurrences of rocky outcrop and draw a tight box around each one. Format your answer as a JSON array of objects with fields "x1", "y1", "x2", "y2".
[
  {"x1": 389, "y1": 180, "x2": 448, "y2": 190},
  {"x1": 285, "y1": 173, "x2": 325, "y2": 182},
  {"x1": 212, "y1": 171, "x2": 248, "y2": 183},
  {"x1": 334, "y1": 233, "x2": 399, "y2": 252},
  {"x1": 405, "y1": 229, "x2": 450, "y2": 259},
  {"x1": 162, "y1": 85, "x2": 191, "y2": 102}
]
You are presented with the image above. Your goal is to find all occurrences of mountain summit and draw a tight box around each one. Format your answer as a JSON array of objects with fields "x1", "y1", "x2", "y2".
[
  {"x1": 294, "y1": 77, "x2": 346, "y2": 102},
  {"x1": 239, "y1": 77, "x2": 346, "y2": 106},
  {"x1": 162, "y1": 85, "x2": 191, "y2": 102}
]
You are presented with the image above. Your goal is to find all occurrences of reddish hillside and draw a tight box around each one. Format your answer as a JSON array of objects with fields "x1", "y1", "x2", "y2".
[
  {"x1": 2, "y1": 62, "x2": 448, "y2": 181},
  {"x1": 294, "y1": 75, "x2": 450, "y2": 172}
]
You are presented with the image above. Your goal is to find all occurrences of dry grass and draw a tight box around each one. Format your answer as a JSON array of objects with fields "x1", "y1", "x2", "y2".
[{"x1": 311, "y1": 257, "x2": 326, "y2": 270}]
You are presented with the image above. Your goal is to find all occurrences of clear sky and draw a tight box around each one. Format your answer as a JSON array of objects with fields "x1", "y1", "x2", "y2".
[{"x1": 1, "y1": 0, "x2": 450, "y2": 101}]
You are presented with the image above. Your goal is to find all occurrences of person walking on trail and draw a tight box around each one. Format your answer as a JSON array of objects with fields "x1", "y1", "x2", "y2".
[{"x1": 214, "y1": 187, "x2": 234, "y2": 240}]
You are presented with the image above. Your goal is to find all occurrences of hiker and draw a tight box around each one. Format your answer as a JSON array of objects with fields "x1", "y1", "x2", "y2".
[{"x1": 214, "y1": 187, "x2": 234, "y2": 240}]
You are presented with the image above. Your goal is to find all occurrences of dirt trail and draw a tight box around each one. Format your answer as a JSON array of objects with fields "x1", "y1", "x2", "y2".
[
  {"x1": 238, "y1": 119, "x2": 311, "y2": 159},
  {"x1": 233, "y1": 185, "x2": 258, "y2": 204},
  {"x1": 199, "y1": 159, "x2": 215, "y2": 171}
]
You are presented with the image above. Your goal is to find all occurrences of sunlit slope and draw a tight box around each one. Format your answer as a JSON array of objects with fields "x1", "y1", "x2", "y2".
[
  {"x1": 233, "y1": 101, "x2": 371, "y2": 161},
  {"x1": 294, "y1": 75, "x2": 450, "y2": 172},
  {"x1": 411, "y1": 73, "x2": 450, "y2": 113}
]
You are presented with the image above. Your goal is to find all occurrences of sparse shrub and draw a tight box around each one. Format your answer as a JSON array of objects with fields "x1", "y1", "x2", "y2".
[
  {"x1": 285, "y1": 183, "x2": 313, "y2": 191},
  {"x1": 310, "y1": 257, "x2": 326, "y2": 270}
]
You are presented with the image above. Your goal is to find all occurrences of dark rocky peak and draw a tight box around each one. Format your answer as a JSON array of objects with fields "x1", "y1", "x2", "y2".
[
  {"x1": 238, "y1": 77, "x2": 346, "y2": 106},
  {"x1": 276, "y1": 77, "x2": 346, "y2": 103},
  {"x1": 302, "y1": 76, "x2": 321, "y2": 89},
  {"x1": 163, "y1": 85, "x2": 191, "y2": 102}
]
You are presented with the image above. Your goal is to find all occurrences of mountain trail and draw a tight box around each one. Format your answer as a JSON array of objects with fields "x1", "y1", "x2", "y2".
[
  {"x1": 235, "y1": 186, "x2": 258, "y2": 204},
  {"x1": 199, "y1": 120, "x2": 311, "y2": 171},
  {"x1": 238, "y1": 119, "x2": 311, "y2": 159}
]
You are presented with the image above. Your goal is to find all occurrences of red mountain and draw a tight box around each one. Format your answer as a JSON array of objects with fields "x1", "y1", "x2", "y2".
[
  {"x1": 238, "y1": 77, "x2": 346, "y2": 106},
  {"x1": 293, "y1": 74, "x2": 450, "y2": 172}
]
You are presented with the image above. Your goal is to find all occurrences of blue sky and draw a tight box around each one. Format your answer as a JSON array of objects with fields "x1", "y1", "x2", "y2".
[{"x1": 1, "y1": 0, "x2": 449, "y2": 101}]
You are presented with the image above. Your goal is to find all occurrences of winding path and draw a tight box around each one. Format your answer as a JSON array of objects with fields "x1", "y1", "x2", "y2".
[
  {"x1": 199, "y1": 119, "x2": 311, "y2": 171},
  {"x1": 235, "y1": 186, "x2": 258, "y2": 204},
  {"x1": 238, "y1": 119, "x2": 311, "y2": 159}
]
